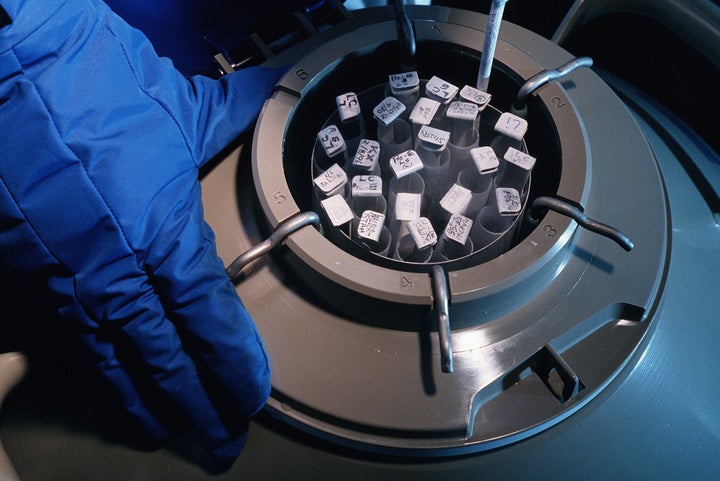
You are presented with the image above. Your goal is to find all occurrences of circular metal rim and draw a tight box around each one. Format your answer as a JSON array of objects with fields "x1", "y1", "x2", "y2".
[{"x1": 252, "y1": 20, "x2": 589, "y2": 306}]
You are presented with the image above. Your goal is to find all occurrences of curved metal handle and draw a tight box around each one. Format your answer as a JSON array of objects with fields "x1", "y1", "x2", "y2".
[
  {"x1": 529, "y1": 196, "x2": 634, "y2": 251},
  {"x1": 225, "y1": 211, "x2": 320, "y2": 280},
  {"x1": 394, "y1": 0, "x2": 416, "y2": 67},
  {"x1": 512, "y1": 57, "x2": 594, "y2": 116},
  {"x1": 431, "y1": 265, "x2": 453, "y2": 373}
]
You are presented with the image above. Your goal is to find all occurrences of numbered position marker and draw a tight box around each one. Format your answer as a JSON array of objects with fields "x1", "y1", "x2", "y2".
[{"x1": 494, "y1": 112, "x2": 528, "y2": 141}]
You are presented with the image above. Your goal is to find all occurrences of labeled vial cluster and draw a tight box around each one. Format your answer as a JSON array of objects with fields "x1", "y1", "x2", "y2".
[{"x1": 312, "y1": 72, "x2": 535, "y2": 264}]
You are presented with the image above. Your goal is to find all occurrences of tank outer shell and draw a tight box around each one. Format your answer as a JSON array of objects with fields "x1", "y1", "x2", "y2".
[{"x1": 247, "y1": 6, "x2": 669, "y2": 455}]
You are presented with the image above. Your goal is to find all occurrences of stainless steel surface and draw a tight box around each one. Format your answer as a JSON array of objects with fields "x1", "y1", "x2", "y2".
[{"x1": 247, "y1": 5, "x2": 668, "y2": 455}]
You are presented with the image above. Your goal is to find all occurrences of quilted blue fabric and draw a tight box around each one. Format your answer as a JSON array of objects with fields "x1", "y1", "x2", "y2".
[{"x1": 0, "y1": 0, "x2": 285, "y2": 462}]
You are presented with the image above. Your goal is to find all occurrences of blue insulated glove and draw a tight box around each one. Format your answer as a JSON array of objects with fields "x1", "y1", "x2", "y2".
[{"x1": 0, "y1": 0, "x2": 286, "y2": 462}]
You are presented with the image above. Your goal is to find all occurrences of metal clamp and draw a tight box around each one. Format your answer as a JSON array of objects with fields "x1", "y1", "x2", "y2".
[
  {"x1": 512, "y1": 57, "x2": 593, "y2": 117},
  {"x1": 529, "y1": 196, "x2": 634, "y2": 251},
  {"x1": 431, "y1": 265, "x2": 453, "y2": 373},
  {"x1": 226, "y1": 211, "x2": 320, "y2": 280}
]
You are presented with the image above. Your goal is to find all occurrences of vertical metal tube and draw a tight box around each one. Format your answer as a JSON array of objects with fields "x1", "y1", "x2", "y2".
[{"x1": 476, "y1": 0, "x2": 510, "y2": 92}]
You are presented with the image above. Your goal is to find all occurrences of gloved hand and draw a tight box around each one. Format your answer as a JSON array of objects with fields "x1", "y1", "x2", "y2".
[{"x1": 0, "y1": 0, "x2": 286, "y2": 463}]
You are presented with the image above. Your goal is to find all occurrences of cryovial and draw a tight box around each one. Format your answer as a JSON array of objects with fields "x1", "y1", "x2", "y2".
[
  {"x1": 456, "y1": 165, "x2": 493, "y2": 220},
  {"x1": 416, "y1": 125, "x2": 451, "y2": 207},
  {"x1": 393, "y1": 217, "x2": 436, "y2": 263},
  {"x1": 374, "y1": 96, "x2": 412, "y2": 178},
  {"x1": 432, "y1": 213, "x2": 474, "y2": 262},
  {"x1": 354, "y1": 210, "x2": 391, "y2": 256},
  {"x1": 446, "y1": 101, "x2": 481, "y2": 180},
  {"x1": 469, "y1": 187, "x2": 522, "y2": 253},
  {"x1": 502, "y1": 147, "x2": 536, "y2": 195}
]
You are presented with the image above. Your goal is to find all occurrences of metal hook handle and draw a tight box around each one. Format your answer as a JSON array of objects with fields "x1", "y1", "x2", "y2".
[
  {"x1": 394, "y1": 0, "x2": 416, "y2": 67},
  {"x1": 529, "y1": 196, "x2": 634, "y2": 251},
  {"x1": 476, "y1": 0, "x2": 510, "y2": 92},
  {"x1": 512, "y1": 57, "x2": 593, "y2": 117},
  {"x1": 226, "y1": 211, "x2": 320, "y2": 280},
  {"x1": 431, "y1": 265, "x2": 453, "y2": 373}
]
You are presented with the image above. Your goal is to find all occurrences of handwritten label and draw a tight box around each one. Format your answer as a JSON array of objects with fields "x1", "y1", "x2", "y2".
[
  {"x1": 389, "y1": 150, "x2": 423, "y2": 179},
  {"x1": 409, "y1": 97, "x2": 440, "y2": 126},
  {"x1": 407, "y1": 217, "x2": 437, "y2": 249},
  {"x1": 447, "y1": 101, "x2": 479, "y2": 121},
  {"x1": 444, "y1": 214, "x2": 473, "y2": 245},
  {"x1": 504, "y1": 147, "x2": 536, "y2": 171},
  {"x1": 357, "y1": 210, "x2": 386, "y2": 242},
  {"x1": 317, "y1": 125, "x2": 346, "y2": 157},
  {"x1": 388, "y1": 71, "x2": 420, "y2": 94},
  {"x1": 352, "y1": 139, "x2": 380, "y2": 172},
  {"x1": 425, "y1": 76, "x2": 458, "y2": 104},
  {"x1": 373, "y1": 96, "x2": 406, "y2": 126},
  {"x1": 417, "y1": 125, "x2": 450, "y2": 149},
  {"x1": 459, "y1": 85, "x2": 492, "y2": 109},
  {"x1": 494, "y1": 112, "x2": 528, "y2": 141},
  {"x1": 351, "y1": 175, "x2": 383, "y2": 197},
  {"x1": 321, "y1": 194, "x2": 354, "y2": 226},
  {"x1": 395, "y1": 192, "x2": 422, "y2": 221},
  {"x1": 336, "y1": 92, "x2": 361, "y2": 122},
  {"x1": 471, "y1": 146, "x2": 499, "y2": 174},
  {"x1": 495, "y1": 187, "x2": 522, "y2": 215},
  {"x1": 313, "y1": 163, "x2": 347, "y2": 196},
  {"x1": 440, "y1": 183, "x2": 472, "y2": 215}
]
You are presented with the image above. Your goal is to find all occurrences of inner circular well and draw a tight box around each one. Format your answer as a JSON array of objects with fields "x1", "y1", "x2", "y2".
[{"x1": 283, "y1": 40, "x2": 563, "y2": 273}]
